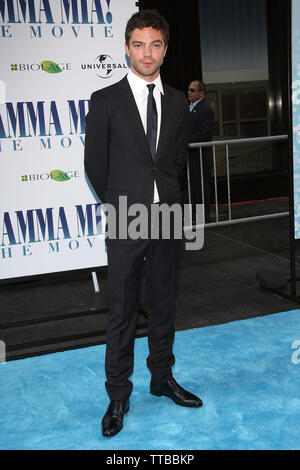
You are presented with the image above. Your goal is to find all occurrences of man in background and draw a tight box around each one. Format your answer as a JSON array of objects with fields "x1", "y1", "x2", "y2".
[{"x1": 188, "y1": 80, "x2": 214, "y2": 223}]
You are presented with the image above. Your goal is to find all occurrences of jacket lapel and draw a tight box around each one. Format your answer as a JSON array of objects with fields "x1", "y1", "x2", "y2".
[{"x1": 118, "y1": 77, "x2": 153, "y2": 163}]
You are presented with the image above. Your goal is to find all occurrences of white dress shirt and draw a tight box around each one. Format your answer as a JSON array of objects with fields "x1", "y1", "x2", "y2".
[
  {"x1": 189, "y1": 97, "x2": 204, "y2": 112},
  {"x1": 127, "y1": 69, "x2": 164, "y2": 203}
]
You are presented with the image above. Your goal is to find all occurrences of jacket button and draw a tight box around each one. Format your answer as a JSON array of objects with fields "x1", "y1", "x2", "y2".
[{"x1": 153, "y1": 166, "x2": 157, "y2": 170}]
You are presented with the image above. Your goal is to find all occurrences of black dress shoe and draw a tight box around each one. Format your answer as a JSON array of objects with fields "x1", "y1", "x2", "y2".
[
  {"x1": 102, "y1": 399, "x2": 130, "y2": 437},
  {"x1": 150, "y1": 378, "x2": 203, "y2": 407}
]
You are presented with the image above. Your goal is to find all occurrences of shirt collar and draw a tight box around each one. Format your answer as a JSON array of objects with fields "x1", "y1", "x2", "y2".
[
  {"x1": 127, "y1": 69, "x2": 164, "y2": 96},
  {"x1": 189, "y1": 97, "x2": 204, "y2": 110}
]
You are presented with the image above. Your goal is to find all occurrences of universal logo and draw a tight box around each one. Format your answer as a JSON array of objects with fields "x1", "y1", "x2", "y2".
[
  {"x1": 81, "y1": 54, "x2": 127, "y2": 78},
  {"x1": 11, "y1": 61, "x2": 71, "y2": 73},
  {"x1": 21, "y1": 170, "x2": 79, "y2": 182}
]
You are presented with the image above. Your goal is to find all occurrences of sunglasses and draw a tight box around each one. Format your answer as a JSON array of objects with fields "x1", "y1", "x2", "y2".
[{"x1": 188, "y1": 88, "x2": 196, "y2": 92}]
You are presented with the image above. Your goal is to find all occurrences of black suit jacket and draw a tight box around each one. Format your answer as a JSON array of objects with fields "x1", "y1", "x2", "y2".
[
  {"x1": 84, "y1": 76, "x2": 190, "y2": 214},
  {"x1": 189, "y1": 98, "x2": 214, "y2": 143},
  {"x1": 189, "y1": 98, "x2": 214, "y2": 174}
]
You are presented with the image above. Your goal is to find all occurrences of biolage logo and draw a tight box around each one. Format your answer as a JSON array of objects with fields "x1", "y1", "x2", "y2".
[
  {"x1": 50, "y1": 169, "x2": 71, "y2": 181},
  {"x1": 81, "y1": 54, "x2": 127, "y2": 78},
  {"x1": 11, "y1": 61, "x2": 70, "y2": 73},
  {"x1": 21, "y1": 170, "x2": 79, "y2": 182},
  {"x1": 41, "y1": 61, "x2": 63, "y2": 73}
]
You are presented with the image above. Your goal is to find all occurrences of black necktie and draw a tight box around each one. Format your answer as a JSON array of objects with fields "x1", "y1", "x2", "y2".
[{"x1": 146, "y1": 84, "x2": 157, "y2": 160}]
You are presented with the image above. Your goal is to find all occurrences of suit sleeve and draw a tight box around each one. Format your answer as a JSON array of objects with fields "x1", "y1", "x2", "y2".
[
  {"x1": 173, "y1": 97, "x2": 190, "y2": 180},
  {"x1": 84, "y1": 92, "x2": 109, "y2": 203}
]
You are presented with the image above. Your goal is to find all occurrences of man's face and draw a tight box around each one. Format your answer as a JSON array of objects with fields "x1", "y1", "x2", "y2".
[
  {"x1": 188, "y1": 81, "x2": 204, "y2": 103},
  {"x1": 125, "y1": 27, "x2": 167, "y2": 82}
]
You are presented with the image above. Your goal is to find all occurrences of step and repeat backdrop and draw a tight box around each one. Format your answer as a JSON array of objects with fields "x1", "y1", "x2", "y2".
[{"x1": 0, "y1": 0, "x2": 138, "y2": 280}]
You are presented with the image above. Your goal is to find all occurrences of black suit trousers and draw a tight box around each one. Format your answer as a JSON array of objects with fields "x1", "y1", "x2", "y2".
[{"x1": 105, "y1": 237, "x2": 181, "y2": 401}]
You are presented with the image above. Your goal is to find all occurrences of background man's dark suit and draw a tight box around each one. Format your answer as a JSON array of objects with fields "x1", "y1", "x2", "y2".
[
  {"x1": 84, "y1": 75, "x2": 190, "y2": 401},
  {"x1": 189, "y1": 98, "x2": 214, "y2": 223}
]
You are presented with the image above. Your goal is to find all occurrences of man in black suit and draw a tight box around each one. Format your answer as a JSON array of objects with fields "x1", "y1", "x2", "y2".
[
  {"x1": 84, "y1": 10, "x2": 202, "y2": 438},
  {"x1": 188, "y1": 80, "x2": 214, "y2": 223}
]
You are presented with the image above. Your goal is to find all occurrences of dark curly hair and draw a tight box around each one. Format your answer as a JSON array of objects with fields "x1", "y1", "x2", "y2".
[{"x1": 125, "y1": 9, "x2": 169, "y2": 46}]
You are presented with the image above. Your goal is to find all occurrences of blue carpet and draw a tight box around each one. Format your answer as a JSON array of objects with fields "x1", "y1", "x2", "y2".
[{"x1": 1, "y1": 309, "x2": 300, "y2": 450}]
